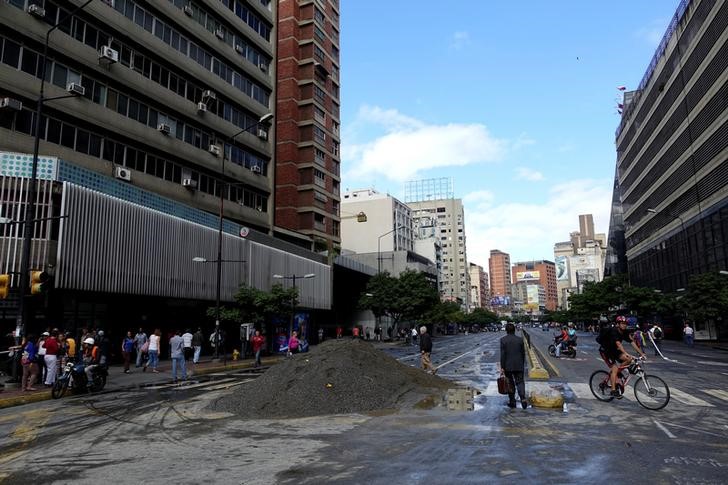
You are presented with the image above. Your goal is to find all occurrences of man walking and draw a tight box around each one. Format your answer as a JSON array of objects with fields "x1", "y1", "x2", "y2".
[
  {"x1": 134, "y1": 328, "x2": 147, "y2": 368},
  {"x1": 500, "y1": 323, "x2": 528, "y2": 409},
  {"x1": 192, "y1": 328, "x2": 203, "y2": 364},
  {"x1": 683, "y1": 322, "x2": 694, "y2": 347},
  {"x1": 419, "y1": 326, "x2": 437, "y2": 374},
  {"x1": 182, "y1": 328, "x2": 194, "y2": 362},
  {"x1": 169, "y1": 330, "x2": 187, "y2": 383}
]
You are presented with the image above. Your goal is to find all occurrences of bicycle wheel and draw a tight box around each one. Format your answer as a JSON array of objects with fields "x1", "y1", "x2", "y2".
[
  {"x1": 633, "y1": 374, "x2": 670, "y2": 410},
  {"x1": 51, "y1": 379, "x2": 68, "y2": 399},
  {"x1": 589, "y1": 370, "x2": 614, "y2": 402}
]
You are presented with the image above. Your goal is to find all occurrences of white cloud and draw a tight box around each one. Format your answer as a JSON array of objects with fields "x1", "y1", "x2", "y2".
[
  {"x1": 515, "y1": 167, "x2": 544, "y2": 181},
  {"x1": 343, "y1": 105, "x2": 506, "y2": 182},
  {"x1": 463, "y1": 179, "x2": 612, "y2": 268},
  {"x1": 450, "y1": 31, "x2": 471, "y2": 50}
]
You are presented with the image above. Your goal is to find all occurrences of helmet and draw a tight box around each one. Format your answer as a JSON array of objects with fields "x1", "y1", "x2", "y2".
[
  {"x1": 83, "y1": 338, "x2": 95, "y2": 345},
  {"x1": 616, "y1": 316, "x2": 627, "y2": 324},
  {"x1": 97, "y1": 330, "x2": 104, "y2": 337}
]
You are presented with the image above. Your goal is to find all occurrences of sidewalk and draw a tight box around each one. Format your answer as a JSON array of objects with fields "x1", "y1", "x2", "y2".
[{"x1": 0, "y1": 354, "x2": 281, "y2": 409}]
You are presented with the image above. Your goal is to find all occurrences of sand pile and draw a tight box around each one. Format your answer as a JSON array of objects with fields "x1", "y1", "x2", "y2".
[{"x1": 212, "y1": 339, "x2": 451, "y2": 419}]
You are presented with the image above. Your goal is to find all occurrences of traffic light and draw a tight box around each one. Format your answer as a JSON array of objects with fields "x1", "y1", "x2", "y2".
[
  {"x1": 0, "y1": 274, "x2": 9, "y2": 299},
  {"x1": 30, "y1": 270, "x2": 49, "y2": 295}
]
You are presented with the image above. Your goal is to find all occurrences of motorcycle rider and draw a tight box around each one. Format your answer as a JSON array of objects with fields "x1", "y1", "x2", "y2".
[
  {"x1": 554, "y1": 326, "x2": 569, "y2": 358},
  {"x1": 82, "y1": 338, "x2": 101, "y2": 388}
]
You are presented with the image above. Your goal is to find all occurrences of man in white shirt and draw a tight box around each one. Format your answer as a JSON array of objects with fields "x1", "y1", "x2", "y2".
[
  {"x1": 683, "y1": 322, "x2": 694, "y2": 347},
  {"x1": 182, "y1": 329, "x2": 194, "y2": 362}
]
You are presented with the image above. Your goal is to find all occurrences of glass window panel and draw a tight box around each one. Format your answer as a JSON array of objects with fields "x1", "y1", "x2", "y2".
[
  {"x1": 89, "y1": 133, "x2": 102, "y2": 158},
  {"x1": 47, "y1": 118, "x2": 61, "y2": 144},
  {"x1": 60, "y1": 123, "x2": 75, "y2": 148},
  {"x1": 20, "y1": 48, "x2": 39, "y2": 76},
  {"x1": 76, "y1": 130, "x2": 89, "y2": 154}
]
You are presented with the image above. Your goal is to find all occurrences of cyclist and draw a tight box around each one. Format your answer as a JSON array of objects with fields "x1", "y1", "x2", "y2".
[{"x1": 601, "y1": 316, "x2": 646, "y2": 398}]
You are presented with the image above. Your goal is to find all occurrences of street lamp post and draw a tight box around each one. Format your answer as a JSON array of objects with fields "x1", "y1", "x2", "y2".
[
  {"x1": 193, "y1": 257, "x2": 246, "y2": 360},
  {"x1": 210, "y1": 113, "x2": 273, "y2": 358},
  {"x1": 11, "y1": 0, "x2": 95, "y2": 384},
  {"x1": 272, "y1": 273, "x2": 315, "y2": 341},
  {"x1": 377, "y1": 225, "x2": 403, "y2": 275}
]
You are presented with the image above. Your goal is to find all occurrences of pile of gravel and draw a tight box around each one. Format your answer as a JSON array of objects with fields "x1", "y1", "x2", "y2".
[{"x1": 212, "y1": 339, "x2": 451, "y2": 419}]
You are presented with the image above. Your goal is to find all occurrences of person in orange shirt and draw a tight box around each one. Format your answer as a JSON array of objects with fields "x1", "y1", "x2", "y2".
[{"x1": 352, "y1": 326, "x2": 360, "y2": 339}]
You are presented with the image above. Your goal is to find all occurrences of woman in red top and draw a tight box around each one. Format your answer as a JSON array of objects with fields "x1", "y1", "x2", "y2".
[
  {"x1": 251, "y1": 330, "x2": 265, "y2": 368},
  {"x1": 43, "y1": 330, "x2": 60, "y2": 386}
]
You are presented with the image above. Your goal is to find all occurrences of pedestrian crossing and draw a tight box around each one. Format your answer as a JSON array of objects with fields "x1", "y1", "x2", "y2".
[
  {"x1": 481, "y1": 380, "x2": 728, "y2": 408},
  {"x1": 142, "y1": 376, "x2": 256, "y2": 392}
]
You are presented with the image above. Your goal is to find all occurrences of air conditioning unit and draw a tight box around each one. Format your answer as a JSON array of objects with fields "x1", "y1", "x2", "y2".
[
  {"x1": 197, "y1": 102, "x2": 207, "y2": 113},
  {"x1": 183, "y1": 5, "x2": 193, "y2": 16},
  {"x1": 250, "y1": 165, "x2": 262, "y2": 174},
  {"x1": 157, "y1": 123, "x2": 171, "y2": 135},
  {"x1": 182, "y1": 178, "x2": 198, "y2": 189},
  {"x1": 27, "y1": 4, "x2": 46, "y2": 18},
  {"x1": 208, "y1": 144, "x2": 221, "y2": 157},
  {"x1": 0, "y1": 98, "x2": 22, "y2": 111},
  {"x1": 114, "y1": 166, "x2": 131, "y2": 181},
  {"x1": 215, "y1": 28, "x2": 225, "y2": 40},
  {"x1": 256, "y1": 128, "x2": 268, "y2": 140},
  {"x1": 202, "y1": 90, "x2": 216, "y2": 100},
  {"x1": 259, "y1": 62, "x2": 268, "y2": 73},
  {"x1": 98, "y1": 46, "x2": 119, "y2": 64},
  {"x1": 66, "y1": 83, "x2": 85, "y2": 96}
]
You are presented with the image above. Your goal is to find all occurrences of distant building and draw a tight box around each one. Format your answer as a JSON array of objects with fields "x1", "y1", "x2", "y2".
[
  {"x1": 489, "y1": 250, "x2": 512, "y2": 308},
  {"x1": 468, "y1": 263, "x2": 489, "y2": 311},
  {"x1": 511, "y1": 260, "x2": 557, "y2": 312}
]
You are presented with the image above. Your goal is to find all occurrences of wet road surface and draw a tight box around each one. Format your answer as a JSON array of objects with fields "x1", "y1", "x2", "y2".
[{"x1": 1, "y1": 331, "x2": 727, "y2": 484}]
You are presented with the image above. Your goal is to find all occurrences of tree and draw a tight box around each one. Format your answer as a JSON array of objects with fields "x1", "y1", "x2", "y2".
[
  {"x1": 207, "y1": 283, "x2": 297, "y2": 325},
  {"x1": 425, "y1": 301, "x2": 463, "y2": 326},
  {"x1": 679, "y1": 272, "x2": 728, "y2": 329},
  {"x1": 462, "y1": 307, "x2": 498, "y2": 325}
]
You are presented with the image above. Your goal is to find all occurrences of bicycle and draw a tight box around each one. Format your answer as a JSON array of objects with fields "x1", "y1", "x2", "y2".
[{"x1": 589, "y1": 352, "x2": 670, "y2": 410}]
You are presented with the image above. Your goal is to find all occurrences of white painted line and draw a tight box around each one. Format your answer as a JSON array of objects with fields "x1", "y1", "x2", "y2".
[
  {"x1": 697, "y1": 361, "x2": 728, "y2": 366},
  {"x1": 569, "y1": 383, "x2": 595, "y2": 399},
  {"x1": 703, "y1": 389, "x2": 728, "y2": 402},
  {"x1": 433, "y1": 344, "x2": 488, "y2": 370},
  {"x1": 484, "y1": 380, "x2": 500, "y2": 396},
  {"x1": 670, "y1": 387, "x2": 714, "y2": 407},
  {"x1": 170, "y1": 378, "x2": 237, "y2": 391},
  {"x1": 653, "y1": 420, "x2": 676, "y2": 439}
]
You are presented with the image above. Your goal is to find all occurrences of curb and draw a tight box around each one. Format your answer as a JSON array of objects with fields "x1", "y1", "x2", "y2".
[
  {"x1": 0, "y1": 356, "x2": 284, "y2": 410},
  {"x1": 530, "y1": 341, "x2": 561, "y2": 378},
  {"x1": 522, "y1": 331, "x2": 549, "y2": 380}
]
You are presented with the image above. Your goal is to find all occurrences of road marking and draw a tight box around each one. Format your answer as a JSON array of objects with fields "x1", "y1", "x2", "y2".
[
  {"x1": 568, "y1": 383, "x2": 594, "y2": 399},
  {"x1": 697, "y1": 361, "x2": 728, "y2": 366},
  {"x1": 670, "y1": 388, "x2": 714, "y2": 407},
  {"x1": 171, "y1": 378, "x2": 238, "y2": 391},
  {"x1": 653, "y1": 420, "x2": 676, "y2": 439},
  {"x1": 660, "y1": 421, "x2": 727, "y2": 438},
  {"x1": 703, "y1": 389, "x2": 728, "y2": 402},
  {"x1": 198, "y1": 380, "x2": 250, "y2": 391},
  {"x1": 483, "y1": 380, "x2": 500, "y2": 396},
  {"x1": 433, "y1": 343, "x2": 490, "y2": 370}
]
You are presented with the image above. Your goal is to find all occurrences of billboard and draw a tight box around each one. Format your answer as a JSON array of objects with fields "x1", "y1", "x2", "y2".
[
  {"x1": 526, "y1": 285, "x2": 540, "y2": 304},
  {"x1": 555, "y1": 256, "x2": 569, "y2": 281},
  {"x1": 516, "y1": 270, "x2": 540, "y2": 281},
  {"x1": 490, "y1": 295, "x2": 511, "y2": 306}
]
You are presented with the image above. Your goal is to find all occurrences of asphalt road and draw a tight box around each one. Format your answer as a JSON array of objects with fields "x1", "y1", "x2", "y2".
[{"x1": 0, "y1": 331, "x2": 726, "y2": 484}]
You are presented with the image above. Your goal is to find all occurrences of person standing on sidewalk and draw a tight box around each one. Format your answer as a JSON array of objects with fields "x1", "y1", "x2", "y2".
[
  {"x1": 419, "y1": 326, "x2": 437, "y2": 374},
  {"x1": 252, "y1": 329, "x2": 265, "y2": 367},
  {"x1": 192, "y1": 328, "x2": 203, "y2": 364},
  {"x1": 21, "y1": 334, "x2": 39, "y2": 391},
  {"x1": 122, "y1": 331, "x2": 134, "y2": 374},
  {"x1": 182, "y1": 328, "x2": 194, "y2": 362},
  {"x1": 43, "y1": 330, "x2": 60, "y2": 386},
  {"x1": 37, "y1": 332, "x2": 48, "y2": 384},
  {"x1": 649, "y1": 324, "x2": 663, "y2": 356},
  {"x1": 134, "y1": 328, "x2": 148, "y2": 368},
  {"x1": 683, "y1": 322, "x2": 694, "y2": 347},
  {"x1": 169, "y1": 330, "x2": 186, "y2": 383},
  {"x1": 64, "y1": 331, "x2": 76, "y2": 363},
  {"x1": 499, "y1": 323, "x2": 528, "y2": 409},
  {"x1": 145, "y1": 329, "x2": 161, "y2": 373}
]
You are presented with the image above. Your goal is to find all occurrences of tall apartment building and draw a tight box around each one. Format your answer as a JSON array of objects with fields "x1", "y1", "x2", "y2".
[
  {"x1": 409, "y1": 196, "x2": 469, "y2": 307},
  {"x1": 0, "y1": 0, "x2": 276, "y2": 233},
  {"x1": 511, "y1": 260, "x2": 557, "y2": 312},
  {"x1": 612, "y1": 0, "x2": 727, "y2": 297},
  {"x1": 275, "y1": 0, "x2": 341, "y2": 252},
  {"x1": 340, "y1": 188, "x2": 414, "y2": 255},
  {"x1": 468, "y1": 263, "x2": 489, "y2": 311},
  {"x1": 488, "y1": 249, "x2": 511, "y2": 306}
]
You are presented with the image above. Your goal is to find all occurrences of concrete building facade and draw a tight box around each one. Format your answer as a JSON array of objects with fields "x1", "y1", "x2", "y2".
[
  {"x1": 468, "y1": 263, "x2": 488, "y2": 311},
  {"x1": 275, "y1": 0, "x2": 341, "y2": 252}
]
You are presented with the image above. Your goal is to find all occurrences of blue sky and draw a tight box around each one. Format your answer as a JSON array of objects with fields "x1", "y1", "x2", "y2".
[{"x1": 339, "y1": 0, "x2": 680, "y2": 268}]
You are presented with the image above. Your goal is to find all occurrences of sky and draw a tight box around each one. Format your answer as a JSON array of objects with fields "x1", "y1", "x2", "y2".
[{"x1": 339, "y1": 0, "x2": 681, "y2": 268}]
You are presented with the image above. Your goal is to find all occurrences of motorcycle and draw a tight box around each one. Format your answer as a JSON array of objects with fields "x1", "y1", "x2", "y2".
[
  {"x1": 548, "y1": 335, "x2": 577, "y2": 359},
  {"x1": 51, "y1": 361, "x2": 108, "y2": 399}
]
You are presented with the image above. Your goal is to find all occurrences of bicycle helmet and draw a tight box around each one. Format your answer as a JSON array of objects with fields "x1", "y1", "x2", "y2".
[
  {"x1": 83, "y1": 337, "x2": 95, "y2": 345},
  {"x1": 615, "y1": 316, "x2": 627, "y2": 324}
]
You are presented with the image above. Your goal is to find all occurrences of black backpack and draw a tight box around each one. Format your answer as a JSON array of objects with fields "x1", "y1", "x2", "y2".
[
  {"x1": 653, "y1": 327, "x2": 663, "y2": 339},
  {"x1": 596, "y1": 326, "x2": 611, "y2": 346}
]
